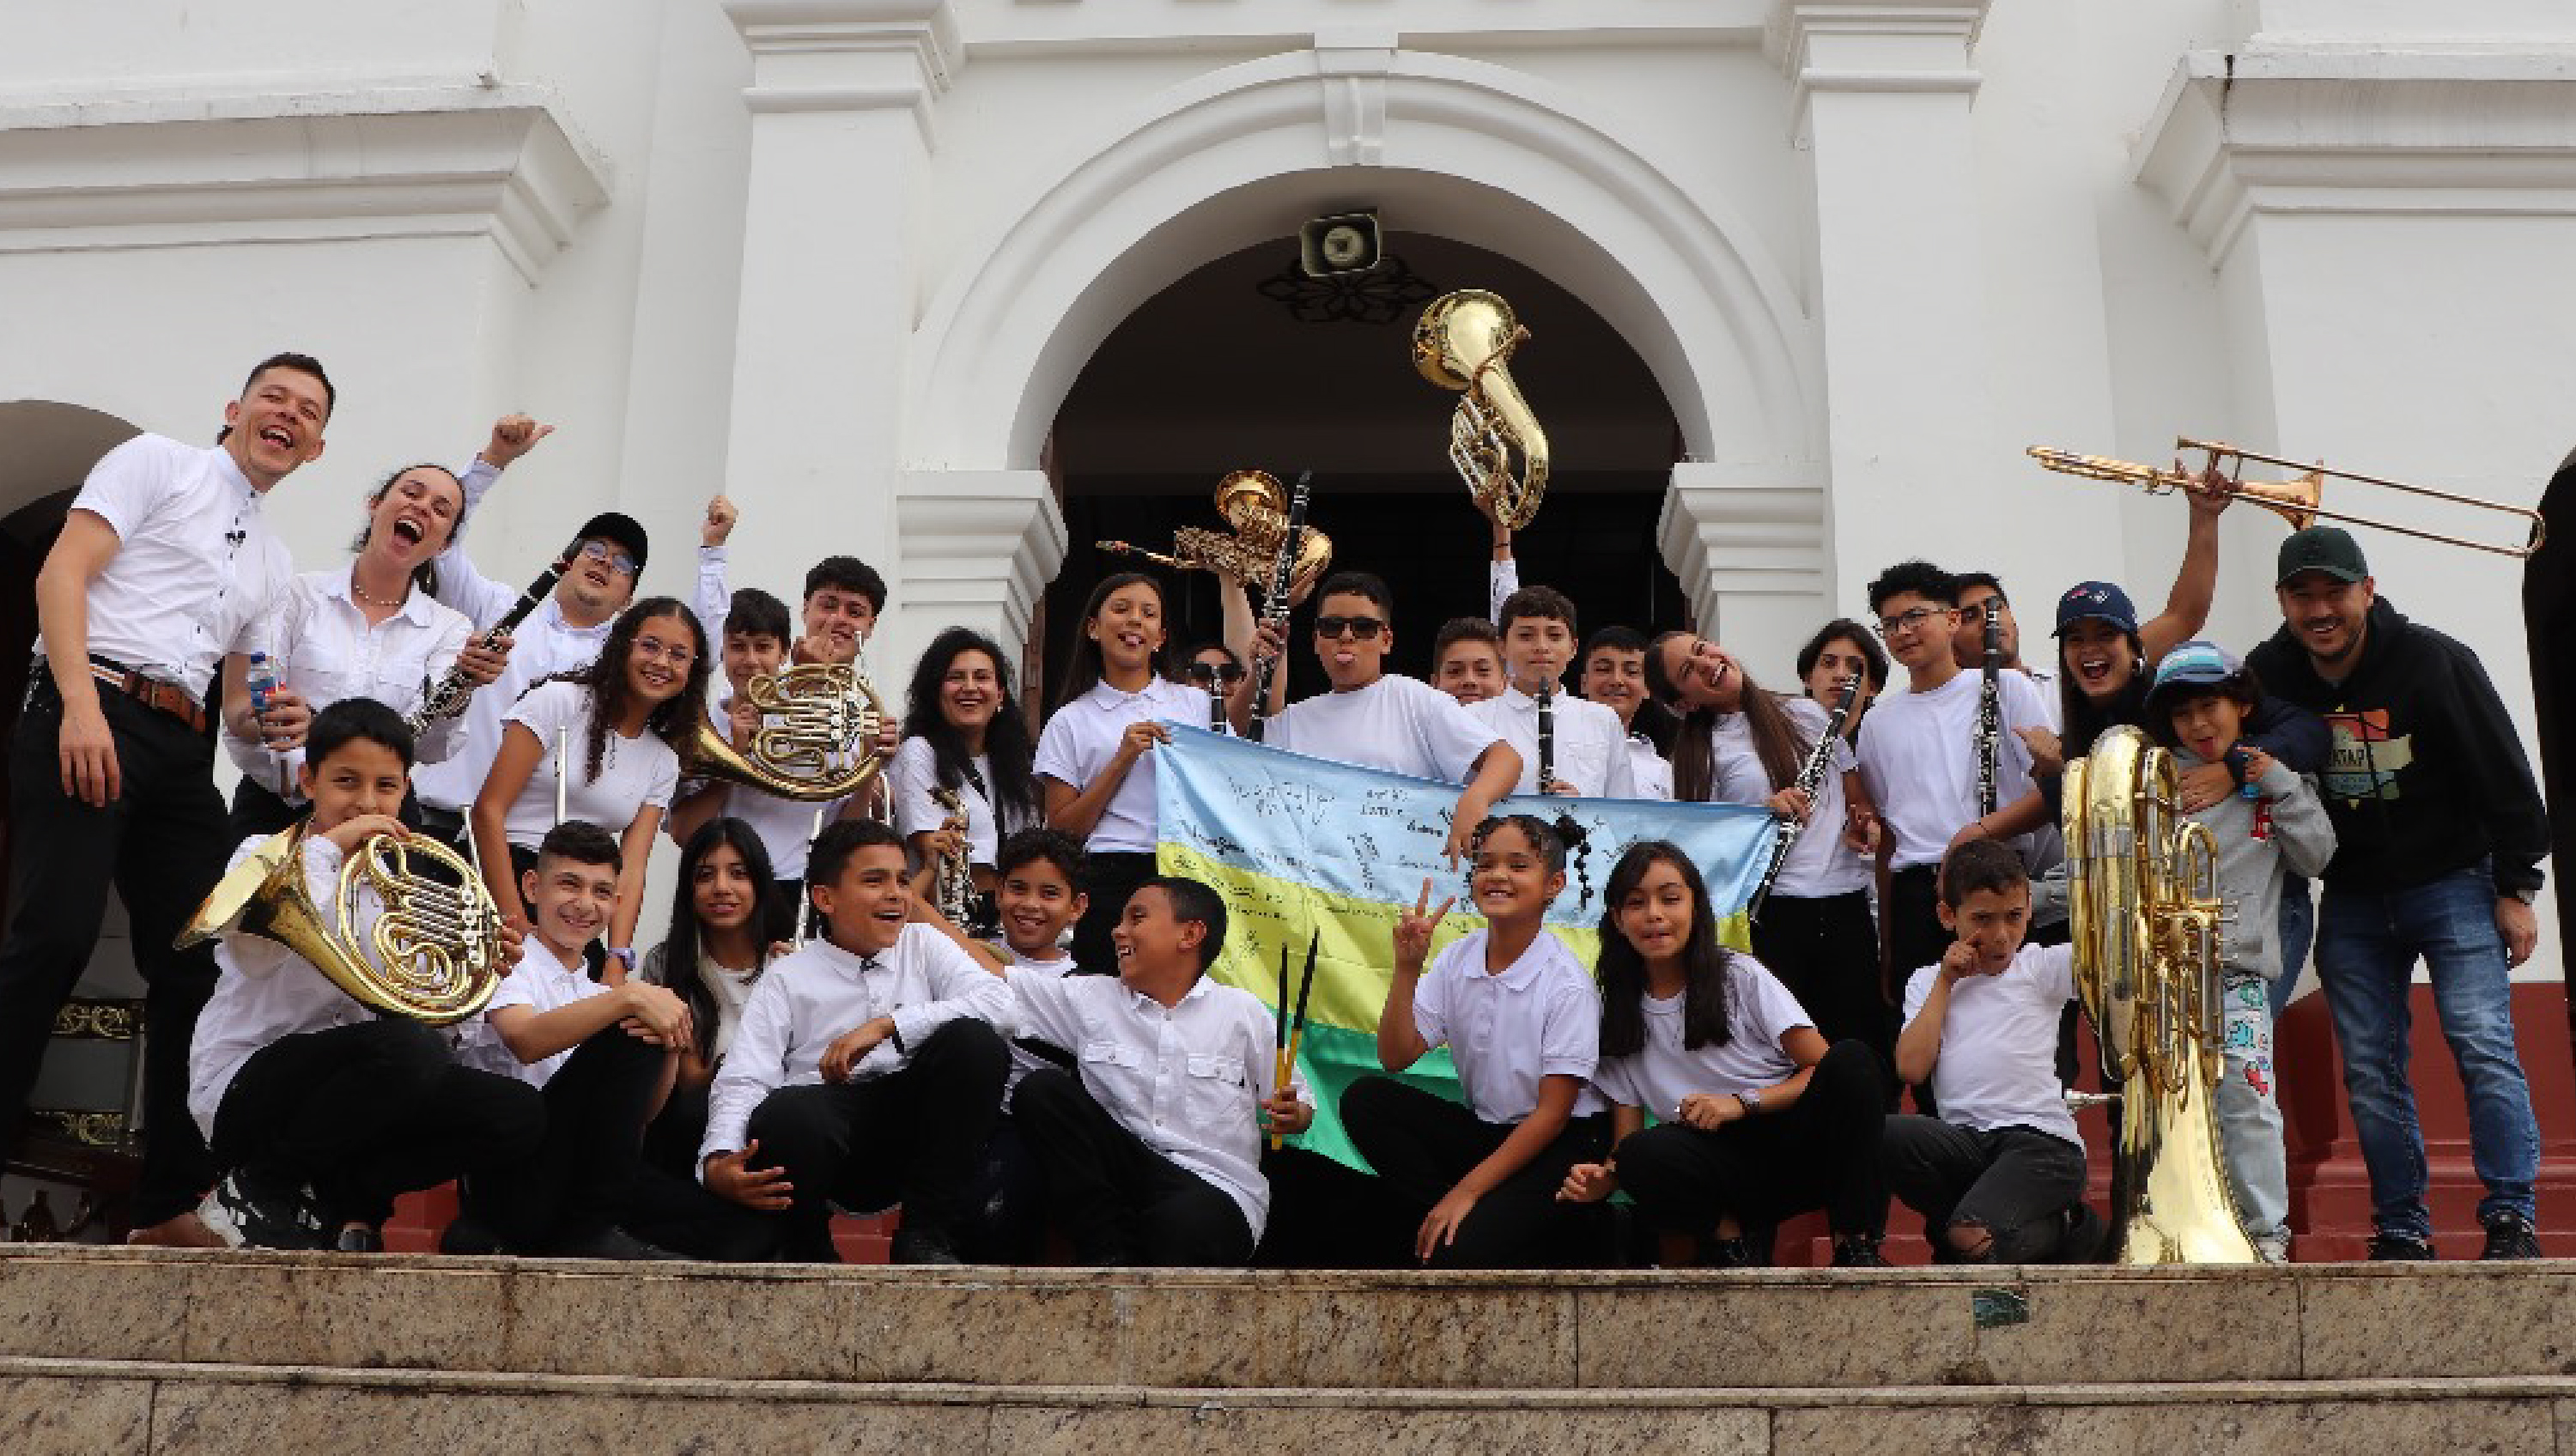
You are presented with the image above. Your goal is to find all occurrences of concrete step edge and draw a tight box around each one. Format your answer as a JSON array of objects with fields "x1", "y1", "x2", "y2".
[{"x1": 9, "y1": 1355, "x2": 2576, "y2": 1410}]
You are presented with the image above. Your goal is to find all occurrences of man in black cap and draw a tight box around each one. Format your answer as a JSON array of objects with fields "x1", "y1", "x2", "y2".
[
  {"x1": 411, "y1": 415, "x2": 651, "y2": 847},
  {"x1": 2246, "y1": 525, "x2": 2549, "y2": 1261}
]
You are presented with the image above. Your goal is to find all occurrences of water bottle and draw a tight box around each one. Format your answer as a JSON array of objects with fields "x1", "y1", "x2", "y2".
[{"x1": 246, "y1": 652, "x2": 278, "y2": 715}]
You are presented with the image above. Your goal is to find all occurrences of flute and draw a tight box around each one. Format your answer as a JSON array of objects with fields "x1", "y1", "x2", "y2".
[
  {"x1": 405, "y1": 538, "x2": 578, "y2": 735},
  {"x1": 1246, "y1": 471, "x2": 1313, "y2": 744}
]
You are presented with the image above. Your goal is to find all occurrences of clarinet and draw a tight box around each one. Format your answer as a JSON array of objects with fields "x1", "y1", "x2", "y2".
[
  {"x1": 1976, "y1": 606, "x2": 2003, "y2": 817},
  {"x1": 404, "y1": 539, "x2": 579, "y2": 735},
  {"x1": 1535, "y1": 681, "x2": 1556, "y2": 792},
  {"x1": 1246, "y1": 471, "x2": 1312, "y2": 743},
  {"x1": 1749, "y1": 676, "x2": 1862, "y2": 922},
  {"x1": 1206, "y1": 681, "x2": 1227, "y2": 734}
]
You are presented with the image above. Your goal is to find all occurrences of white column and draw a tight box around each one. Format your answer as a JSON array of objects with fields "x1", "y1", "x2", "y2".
[
  {"x1": 1658, "y1": 464, "x2": 1829, "y2": 654},
  {"x1": 1772, "y1": 0, "x2": 1997, "y2": 607}
]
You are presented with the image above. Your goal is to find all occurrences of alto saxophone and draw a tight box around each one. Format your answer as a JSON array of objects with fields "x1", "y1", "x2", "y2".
[
  {"x1": 927, "y1": 786, "x2": 976, "y2": 931},
  {"x1": 1749, "y1": 676, "x2": 1862, "y2": 922}
]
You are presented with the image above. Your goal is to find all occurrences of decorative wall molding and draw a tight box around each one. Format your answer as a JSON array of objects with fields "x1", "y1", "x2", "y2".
[
  {"x1": 893, "y1": 470, "x2": 1068, "y2": 660},
  {"x1": 1313, "y1": 28, "x2": 1394, "y2": 168},
  {"x1": 0, "y1": 86, "x2": 608, "y2": 283},
  {"x1": 1766, "y1": 0, "x2": 1992, "y2": 118},
  {"x1": 2136, "y1": 47, "x2": 2576, "y2": 267},
  {"x1": 1656, "y1": 463, "x2": 1829, "y2": 646},
  {"x1": 726, "y1": 0, "x2": 963, "y2": 138}
]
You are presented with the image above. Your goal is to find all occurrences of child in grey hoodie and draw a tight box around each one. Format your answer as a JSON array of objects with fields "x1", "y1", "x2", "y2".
[{"x1": 2147, "y1": 641, "x2": 2336, "y2": 1261}]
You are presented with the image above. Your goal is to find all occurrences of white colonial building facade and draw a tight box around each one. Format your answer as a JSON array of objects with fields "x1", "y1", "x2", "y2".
[{"x1": 2, "y1": 0, "x2": 2571, "y2": 980}]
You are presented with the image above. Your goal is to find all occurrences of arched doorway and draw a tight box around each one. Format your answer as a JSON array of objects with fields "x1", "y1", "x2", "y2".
[
  {"x1": 2523, "y1": 446, "x2": 2576, "y2": 1073},
  {"x1": 1038, "y1": 233, "x2": 1686, "y2": 702}
]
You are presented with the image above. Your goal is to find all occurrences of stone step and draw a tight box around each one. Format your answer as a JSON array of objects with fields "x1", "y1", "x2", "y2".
[
  {"x1": 6, "y1": 1248, "x2": 2574, "y2": 1394},
  {"x1": 3, "y1": 1356, "x2": 2572, "y2": 1455}
]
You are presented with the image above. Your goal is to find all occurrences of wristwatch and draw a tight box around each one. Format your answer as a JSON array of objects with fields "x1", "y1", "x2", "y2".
[
  {"x1": 1737, "y1": 1087, "x2": 1765, "y2": 1117},
  {"x1": 606, "y1": 947, "x2": 637, "y2": 974}
]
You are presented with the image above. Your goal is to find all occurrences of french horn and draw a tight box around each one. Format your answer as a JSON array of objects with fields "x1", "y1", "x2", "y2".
[
  {"x1": 1098, "y1": 469, "x2": 1334, "y2": 602},
  {"x1": 1415, "y1": 289, "x2": 1551, "y2": 531},
  {"x1": 2064, "y1": 725, "x2": 2261, "y2": 1264},
  {"x1": 179, "y1": 826, "x2": 506, "y2": 1025},
  {"x1": 689, "y1": 661, "x2": 890, "y2": 803}
]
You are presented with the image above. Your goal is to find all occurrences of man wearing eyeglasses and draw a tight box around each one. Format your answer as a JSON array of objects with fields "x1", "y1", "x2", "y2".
[
  {"x1": 1235, "y1": 570, "x2": 1522, "y2": 867},
  {"x1": 412, "y1": 415, "x2": 649, "y2": 850},
  {"x1": 1947, "y1": 574, "x2": 2058, "y2": 712},
  {"x1": 1856, "y1": 561, "x2": 2057, "y2": 1010}
]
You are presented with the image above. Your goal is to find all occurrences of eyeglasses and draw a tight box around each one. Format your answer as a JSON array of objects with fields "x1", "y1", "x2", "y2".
[
  {"x1": 1314, "y1": 616, "x2": 1387, "y2": 641},
  {"x1": 580, "y1": 540, "x2": 641, "y2": 577},
  {"x1": 1959, "y1": 598, "x2": 2008, "y2": 627},
  {"x1": 1874, "y1": 606, "x2": 1953, "y2": 640},
  {"x1": 632, "y1": 635, "x2": 696, "y2": 666},
  {"x1": 1183, "y1": 662, "x2": 1246, "y2": 686}
]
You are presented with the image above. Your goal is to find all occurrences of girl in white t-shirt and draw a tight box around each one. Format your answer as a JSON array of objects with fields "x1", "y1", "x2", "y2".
[
  {"x1": 1559, "y1": 841, "x2": 1890, "y2": 1267},
  {"x1": 893, "y1": 627, "x2": 1042, "y2": 931},
  {"x1": 1034, "y1": 572, "x2": 1202, "y2": 975},
  {"x1": 473, "y1": 596, "x2": 708, "y2": 959}
]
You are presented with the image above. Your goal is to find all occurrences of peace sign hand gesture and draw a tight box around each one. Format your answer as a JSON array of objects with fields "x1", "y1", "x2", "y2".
[{"x1": 1393, "y1": 877, "x2": 1455, "y2": 975}]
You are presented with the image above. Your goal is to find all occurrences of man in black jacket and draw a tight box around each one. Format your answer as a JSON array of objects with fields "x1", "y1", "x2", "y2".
[{"x1": 2247, "y1": 527, "x2": 2548, "y2": 1261}]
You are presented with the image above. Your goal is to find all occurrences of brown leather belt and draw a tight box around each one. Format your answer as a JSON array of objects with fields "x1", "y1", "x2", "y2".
[{"x1": 85, "y1": 657, "x2": 209, "y2": 735}]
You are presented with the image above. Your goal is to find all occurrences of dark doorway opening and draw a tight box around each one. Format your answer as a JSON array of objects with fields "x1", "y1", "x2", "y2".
[
  {"x1": 2522, "y1": 447, "x2": 2576, "y2": 1081},
  {"x1": 1041, "y1": 233, "x2": 1686, "y2": 707}
]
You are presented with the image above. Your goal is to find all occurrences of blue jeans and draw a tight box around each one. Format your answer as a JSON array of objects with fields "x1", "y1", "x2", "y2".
[
  {"x1": 2271, "y1": 877, "x2": 2312, "y2": 1020},
  {"x1": 2313, "y1": 865, "x2": 2542, "y2": 1238}
]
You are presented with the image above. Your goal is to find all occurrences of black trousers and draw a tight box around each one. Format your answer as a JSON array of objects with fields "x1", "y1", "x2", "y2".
[
  {"x1": 466, "y1": 1026, "x2": 669, "y2": 1250},
  {"x1": 1751, "y1": 892, "x2": 1896, "y2": 1095},
  {"x1": 957, "y1": 1112, "x2": 1048, "y2": 1264},
  {"x1": 1613, "y1": 1040, "x2": 1889, "y2": 1241},
  {"x1": 744, "y1": 1018, "x2": 1008, "y2": 1259},
  {"x1": 1010, "y1": 1066, "x2": 1254, "y2": 1266},
  {"x1": 1340, "y1": 1075, "x2": 1610, "y2": 1269},
  {"x1": 1881, "y1": 1115, "x2": 2087, "y2": 1263},
  {"x1": 210, "y1": 1019, "x2": 544, "y2": 1227},
  {"x1": 1068, "y1": 850, "x2": 1154, "y2": 977},
  {"x1": 0, "y1": 682, "x2": 232, "y2": 1225},
  {"x1": 1884, "y1": 865, "x2": 1949, "y2": 992}
]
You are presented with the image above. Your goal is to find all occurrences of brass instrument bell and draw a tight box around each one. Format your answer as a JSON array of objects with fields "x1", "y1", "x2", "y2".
[
  {"x1": 1415, "y1": 289, "x2": 1551, "y2": 531},
  {"x1": 688, "y1": 661, "x2": 890, "y2": 803},
  {"x1": 1097, "y1": 469, "x2": 1334, "y2": 601}
]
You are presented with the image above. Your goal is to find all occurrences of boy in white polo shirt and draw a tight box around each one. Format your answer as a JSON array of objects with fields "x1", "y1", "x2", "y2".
[
  {"x1": 1469, "y1": 585, "x2": 1635, "y2": 799},
  {"x1": 1882, "y1": 840, "x2": 2099, "y2": 1263},
  {"x1": 1342, "y1": 815, "x2": 1608, "y2": 1268},
  {"x1": 1008, "y1": 873, "x2": 1312, "y2": 1265}
]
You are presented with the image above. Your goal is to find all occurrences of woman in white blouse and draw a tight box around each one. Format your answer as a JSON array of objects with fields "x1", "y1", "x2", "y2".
[
  {"x1": 220, "y1": 462, "x2": 505, "y2": 835},
  {"x1": 1033, "y1": 572, "x2": 1202, "y2": 975},
  {"x1": 890, "y1": 627, "x2": 1041, "y2": 930},
  {"x1": 471, "y1": 598, "x2": 709, "y2": 961},
  {"x1": 1559, "y1": 841, "x2": 1889, "y2": 1267}
]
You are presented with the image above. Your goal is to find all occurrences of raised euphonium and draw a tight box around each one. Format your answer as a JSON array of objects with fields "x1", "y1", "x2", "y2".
[
  {"x1": 1415, "y1": 289, "x2": 1551, "y2": 531},
  {"x1": 1098, "y1": 469, "x2": 1333, "y2": 602},
  {"x1": 179, "y1": 826, "x2": 507, "y2": 1024},
  {"x1": 688, "y1": 661, "x2": 890, "y2": 803},
  {"x1": 2063, "y1": 725, "x2": 2260, "y2": 1264}
]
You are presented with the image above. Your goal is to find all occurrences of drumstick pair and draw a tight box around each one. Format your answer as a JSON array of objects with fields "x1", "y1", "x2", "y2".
[{"x1": 1270, "y1": 930, "x2": 1319, "y2": 1150}]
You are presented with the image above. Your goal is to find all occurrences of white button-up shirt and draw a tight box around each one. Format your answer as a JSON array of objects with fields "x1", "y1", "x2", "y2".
[
  {"x1": 228, "y1": 568, "x2": 477, "y2": 798},
  {"x1": 698, "y1": 923, "x2": 1012, "y2": 1178},
  {"x1": 186, "y1": 834, "x2": 374, "y2": 1138},
  {"x1": 47, "y1": 434, "x2": 294, "y2": 700},
  {"x1": 1413, "y1": 929, "x2": 1606, "y2": 1123},
  {"x1": 1467, "y1": 686, "x2": 1637, "y2": 798},
  {"x1": 1623, "y1": 734, "x2": 1674, "y2": 801},
  {"x1": 1006, "y1": 968, "x2": 1300, "y2": 1241},
  {"x1": 415, "y1": 497, "x2": 617, "y2": 812},
  {"x1": 1032, "y1": 676, "x2": 1209, "y2": 854}
]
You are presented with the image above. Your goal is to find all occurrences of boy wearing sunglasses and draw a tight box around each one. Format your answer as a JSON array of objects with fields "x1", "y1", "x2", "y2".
[{"x1": 1238, "y1": 571, "x2": 1522, "y2": 867}]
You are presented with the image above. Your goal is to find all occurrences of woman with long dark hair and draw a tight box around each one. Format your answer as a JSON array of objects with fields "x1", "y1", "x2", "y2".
[
  {"x1": 472, "y1": 597, "x2": 711, "y2": 960},
  {"x1": 1645, "y1": 630, "x2": 1890, "y2": 1081},
  {"x1": 1033, "y1": 572, "x2": 1202, "y2": 974},
  {"x1": 1559, "y1": 841, "x2": 1887, "y2": 1266},
  {"x1": 890, "y1": 627, "x2": 1041, "y2": 921},
  {"x1": 1791, "y1": 618, "x2": 1889, "y2": 746}
]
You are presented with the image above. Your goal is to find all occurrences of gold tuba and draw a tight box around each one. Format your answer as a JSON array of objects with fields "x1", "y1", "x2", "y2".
[
  {"x1": 2063, "y1": 725, "x2": 2260, "y2": 1264},
  {"x1": 179, "y1": 827, "x2": 505, "y2": 1025},
  {"x1": 689, "y1": 661, "x2": 890, "y2": 803},
  {"x1": 1098, "y1": 470, "x2": 1334, "y2": 601},
  {"x1": 1415, "y1": 289, "x2": 1551, "y2": 531}
]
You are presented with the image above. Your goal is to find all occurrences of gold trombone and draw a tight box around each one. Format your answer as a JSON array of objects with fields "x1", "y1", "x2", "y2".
[{"x1": 2028, "y1": 437, "x2": 2546, "y2": 559}]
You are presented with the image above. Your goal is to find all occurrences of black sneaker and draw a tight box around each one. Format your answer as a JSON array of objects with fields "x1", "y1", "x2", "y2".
[
  {"x1": 1832, "y1": 1235, "x2": 1888, "y2": 1268},
  {"x1": 544, "y1": 1227, "x2": 683, "y2": 1261},
  {"x1": 210, "y1": 1169, "x2": 327, "y2": 1250},
  {"x1": 1698, "y1": 1234, "x2": 1760, "y2": 1269},
  {"x1": 2057, "y1": 1203, "x2": 2108, "y2": 1264},
  {"x1": 334, "y1": 1225, "x2": 384, "y2": 1253},
  {"x1": 890, "y1": 1228, "x2": 964, "y2": 1265},
  {"x1": 2366, "y1": 1231, "x2": 2438, "y2": 1262},
  {"x1": 2479, "y1": 1212, "x2": 2542, "y2": 1261},
  {"x1": 439, "y1": 1216, "x2": 514, "y2": 1257}
]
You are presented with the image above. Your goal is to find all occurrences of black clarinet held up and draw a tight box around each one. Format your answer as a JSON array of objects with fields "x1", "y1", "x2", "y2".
[
  {"x1": 1976, "y1": 605, "x2": 2002, "y2": 817},
  {"x1": 404, "y1": 538, "x2": 579, "y2": 735},
  {"x1": 1535, "y1": 680, "x2": 1556, "y2": 792},
  {"x1": 1246, "y1": 471, "x2": 1313, "y2": 744},
  {"x1": 1749, "y1": 673, "x2": 1862, "y2": 922}
]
